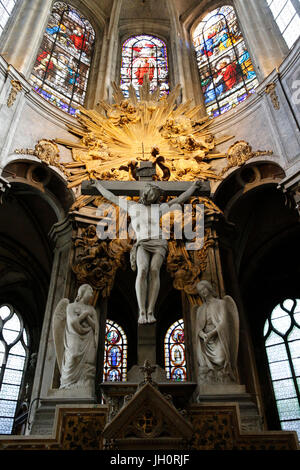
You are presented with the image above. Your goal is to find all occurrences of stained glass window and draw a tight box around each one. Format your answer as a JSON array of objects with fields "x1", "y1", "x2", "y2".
[
  {"x1": 0, "y1": 0, "x2": 19, "y2": 38},
  {"x1": 120, "y1": 34, "x2": 169, "y2": 98},
  {"x1": 0, "y1": 305, "x2": 29, "y2": 434},
  {"x1": 267, "y1": 0, "x2": 300, "y2": 49},
  {"x1": 192, "y1": 6, "x2": 258, "y2": 118},
  {"x1": 164, "y1": 319, "x2": 186, "y2": 381},
  {"x1": 30, "y1": 2, "x2": 95, "y2": 116},
  {"x1": 264, "y1": 299, "x2": 300, "y2": 439},
  {"x1": 103, "y1": 320, "x2": 127, "y2": 382}
]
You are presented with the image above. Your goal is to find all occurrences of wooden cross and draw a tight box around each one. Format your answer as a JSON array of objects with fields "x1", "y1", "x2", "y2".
[{"x1": 81, "y1": 161, "x2": 211, "y2": 197}]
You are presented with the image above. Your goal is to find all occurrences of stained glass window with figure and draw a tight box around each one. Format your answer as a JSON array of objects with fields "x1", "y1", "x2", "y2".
[
  {"x1": 30, "y1": 1, "x2": 95, "y2": 116},
  {"x1": 120, "y1": 34, "x2": 169, "y2": 98},
  {"x1": 164, "y1": 319, "x2": 186, "y2": 381},
  {"x1": 264, "y1": 299, "x2": 300, "y2": 440},
  {"x1": 192, "y1": 5, "x2": 258, "y2": 118},
  {"x1": 103, "y1": 320, "x2": 127, "y2": 382},
  {"x1": 0, "y1": 305, "x2": 29, "y2": 434}
]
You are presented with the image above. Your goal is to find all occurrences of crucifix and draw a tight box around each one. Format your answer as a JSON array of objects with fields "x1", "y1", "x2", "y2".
[{"x1": 81, "y1": 161, "x2": 210, "y2": 325}]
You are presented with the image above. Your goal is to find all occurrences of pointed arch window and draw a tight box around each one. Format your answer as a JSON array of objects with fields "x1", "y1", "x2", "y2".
[
  {"x1": 0, "y1": 1, "x2": 19, "y2": 38},
  {"x1": 264, "y1": 299, "x2": 300, "y2": 439},
  {"x1": 192, "y1": 5, "x2": 258, "y2": 118},
  {"x1": 267, "y1": 0, "x2": 300, "y2": 49},
  {"x1": 0, "y1": 305, "x2": 29, "y2": 434},
  {"x1": 30, "y1": 1, "x2": 95, "y2": 116},
  {"x1": 120, "y1": 34, "x2": 169, "y2": 98},
  {"x1": 103, "y1": 320, "x2": 127, "y2": 382},
  {"x1": 164, "y1": 319, "x2": 186, "y2": 381}
]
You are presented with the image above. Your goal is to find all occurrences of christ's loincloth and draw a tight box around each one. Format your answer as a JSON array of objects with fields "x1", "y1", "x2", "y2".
[{"x1": 130, "y1": 238, "x2": 168, "y2": 271}]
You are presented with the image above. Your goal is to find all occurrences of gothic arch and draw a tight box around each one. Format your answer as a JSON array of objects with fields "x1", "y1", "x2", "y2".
[
  {"x1": 0, "y1": 160, "x2": 74, "y2": 398},
  {"x1": 213, "y1": 160, "x2": 300, "y2": 433}
]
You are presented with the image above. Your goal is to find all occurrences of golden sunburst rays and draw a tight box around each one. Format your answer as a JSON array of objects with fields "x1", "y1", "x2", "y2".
[{"x1": 56, "y1": 77, "x2": 233, "y2": 188}]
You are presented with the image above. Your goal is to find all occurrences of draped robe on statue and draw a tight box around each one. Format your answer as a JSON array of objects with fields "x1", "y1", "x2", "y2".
[
  {"x1": 60, "y1": 303, "x2": 97, "y2": 388},
  {"x1": 196, "y1": 296, "x2": 239, "y2": 383}
]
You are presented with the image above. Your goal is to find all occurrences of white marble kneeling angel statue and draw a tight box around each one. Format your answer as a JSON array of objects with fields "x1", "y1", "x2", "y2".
[
  {"x1": 195, "y1": 280, "x2": 239, "y2": 384},
  {"x1": 52, "y1": 284, "x2": 99, "y2": 390}
]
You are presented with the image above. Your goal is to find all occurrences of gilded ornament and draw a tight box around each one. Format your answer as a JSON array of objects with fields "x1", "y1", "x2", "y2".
[
  {"x1": 219, "y1": 140, "x2": 273, "y2": 176},
  {"x1": 7, "y1": 79, "x2": 22, "y2": 108},
  {"x1": 265, "y1": 82, "x2": 280, "y2": 110},
  {"x1": 15, "y1": 139, "x2": 66, "y2": 174},
  {"x1": 56, "y1": 77, "x2": 233, "y2": 187}
]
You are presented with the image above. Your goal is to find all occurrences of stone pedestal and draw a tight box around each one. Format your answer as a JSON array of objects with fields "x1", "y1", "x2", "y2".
[
  {"x1": 127, "y1": 322, "x2": 167, "y2": 382},
  {"x1": 195, "y1": 384, "x2": 263, "y2": 432},
  {"x1": 29, "y1": 395, "x2": 96, "y2": 436}
]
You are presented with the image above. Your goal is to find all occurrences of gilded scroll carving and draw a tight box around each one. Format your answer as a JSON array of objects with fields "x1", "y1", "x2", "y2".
[
  {"x1": 219, "y1": 140, "x2": 273, "y2": 176},
  {"x1": 265, "y1": 82, "x2": 280, "y2": 110},
  {"x1": 72, "y1": 224, "x2": 132, "y2": 297},
  {"x1": 15, "y1": 139, "x2": 66, "y2": 174},
  {"x1": 7, "y1": 80, "x2": 22, "y2": 108}
]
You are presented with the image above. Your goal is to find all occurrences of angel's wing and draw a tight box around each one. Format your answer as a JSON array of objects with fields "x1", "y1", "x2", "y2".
[
  {"x1": 223, "y1": 296, "x2": 240, "y2": 367},
  {"x1": 52, "y1": 298, "x2": 69, "y2": 373}
]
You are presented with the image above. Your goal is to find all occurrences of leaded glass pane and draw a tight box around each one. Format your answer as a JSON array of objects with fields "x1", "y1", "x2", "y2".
[
  {"x1": 6, "y1": 354, "x2": 25, "y2": 370},
  {"x1": 276, "y1": 398, "x2": 300, "y2": 420},
  {"x1": 265, "y1": 298, "x2": 300, "y2": 440},
  {"x1": 0, "y1": 305, "x2": 11, "y2": 320},
  {"x1": 266, "y1": 343, "x2": 288, "y2": 363},
  {"x1": 192, "y1": 5, "x2": 258, "y2": 118},
  {"x1": 289, "y1": 339, "x2": 300, "y2": 358},
  {"x1": 293, "y1": 357, "x2": 300, "y2": 376},
  {"x1": 265, "y1": 330, "x2": 283, "y2": 346},
  {"x1": 0, "y1": 384, "x2": 20, "y2": 400},
  {"x1": 268, "y1": 0, "x2": 300, "y2": 48},
  {"x1": 0, "y1": 417, "x2": 14, "y2": 434},
  {"x1": 284, "y1": 14, "x2": 300, "y2": 48},
  {"x1": 0, "y1": 305, "x2": 28, "y2": 435},
  {"x1": 2, "y1": 328, "x2": 20, "y2": 345},
  {"x1": 269, "y1": 359, "x2": 292, "y2": 380},
  {"x1": 30, "y1": 1, "x2": 95, "y2": 115},
  {"x1": 271, "y1": 313, "x2": 291, "y2": 335},
  {"x1": 272, "y1": 378, "x2": 297, "y2": 400},
  {"x1": 263, "y1": 318, "x2": 269, "y2": 336},
  {"x1": 9, "y1": 342, "x2": 25, "y2": 356},
  {"x1": 120, "y1": 34, "x2": 169, "y2": 99},
  {"x1": 3, "y1": 368, "x2": 23, "y2": 385},
  {"x1": 103, "y1": 320, "x2": 127, "y2": 382},
  {"x1": 0, "y1": 400, "x2": 17, "y2": 417},
  {"x1": 288, "y1": 327, "x2": 300, "y2": 340},
  {"x1": 164, "y1": 319, "x2": 187, "y2": 381},
  {"x1": 281, "y1": 420, "x2": 300, "y2": 436}
]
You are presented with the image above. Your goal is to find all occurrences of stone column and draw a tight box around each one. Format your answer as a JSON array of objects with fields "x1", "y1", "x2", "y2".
[
  {"x1": 1, "y1": 0, "x2": 52, "y2": 78},
  {"x1": 233, "y1": 0, "x2": 289, "y2": 80},
  {"x1": 27, "y1": 216, "x2": 75, "y2": 435},
  {"x1": 94, "y1": 0, "x2": 123, "y2": 103},
  {"x1": 167, "y1": 0, "x2": 206, "y2": 112}
]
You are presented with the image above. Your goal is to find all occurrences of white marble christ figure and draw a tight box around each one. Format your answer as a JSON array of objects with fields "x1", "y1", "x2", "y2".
[{"x1": 92, "y1": 180, "x2": 201, "y2": 324}]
